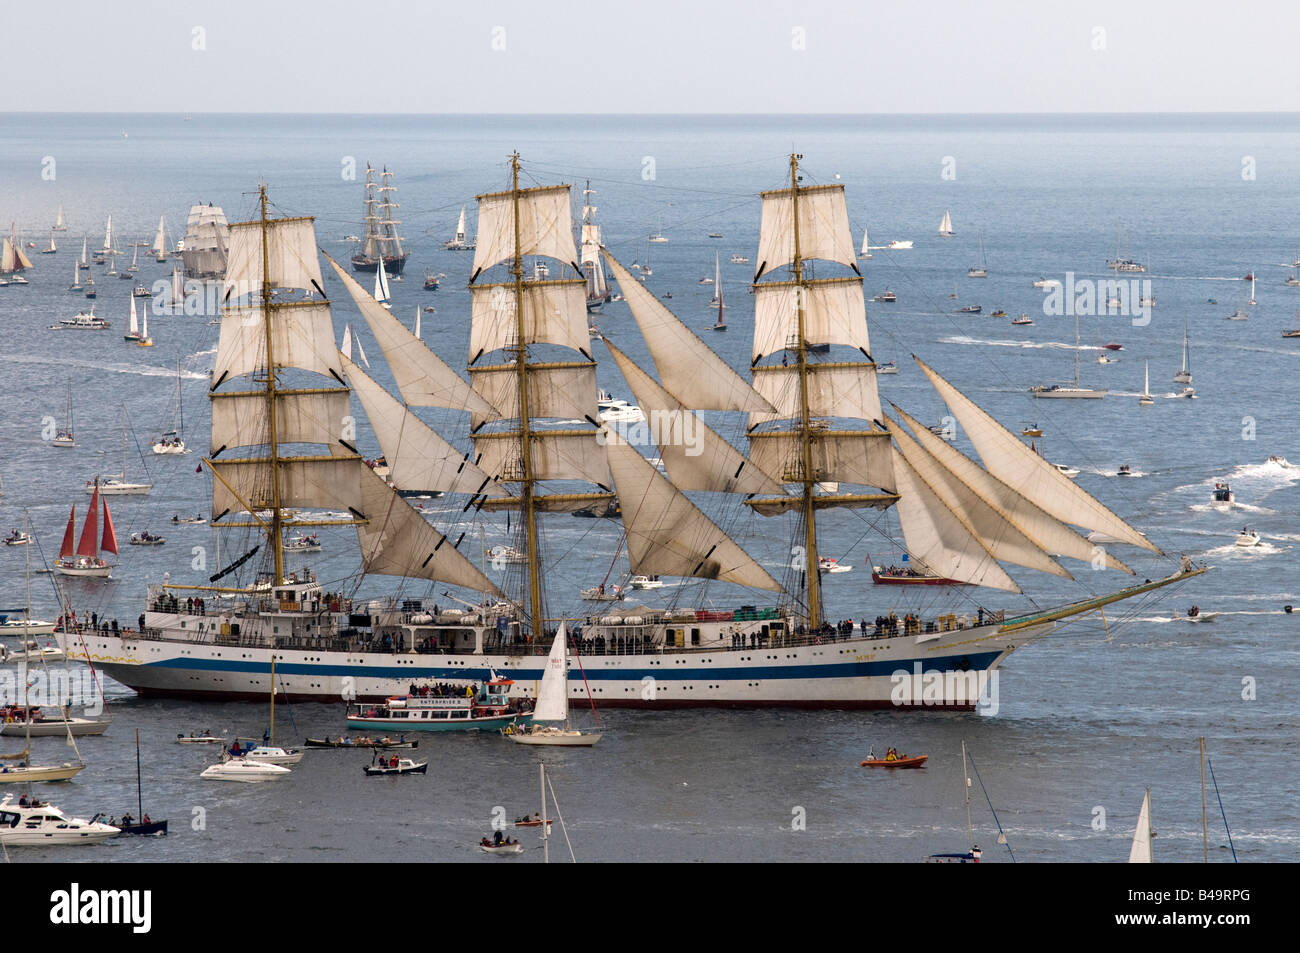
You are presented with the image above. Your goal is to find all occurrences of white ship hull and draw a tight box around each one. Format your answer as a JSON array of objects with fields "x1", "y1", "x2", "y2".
[{"x1": 71, "y1": 618, "x2": 1048, "y2": 710}]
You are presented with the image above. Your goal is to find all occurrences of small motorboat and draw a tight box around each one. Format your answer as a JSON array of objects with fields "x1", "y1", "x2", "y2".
[
  {"x1": 363, "y1": 755, "x2": 428, "y2": 776},
  {"x1": 128, "y1": 531, "x2": 165, "y2": 545},
  {"x1": 1174, "y1": 606, "x2": 1218, "y2": 623},
  {"x1": 990, "y1": 309, "x2": 1007, "y2": 318},
  {"x1": 628, "y1": 574, "x2": 664, "y2": 589},
  {"x1": 729, "y1": 254, "x2": 749, "y2": 264},
  {"x1": 876, "y1": 360, "x2": 899, "y2": 375},
  {"x1": 1235, "y1": 528, "x2": 1261, "y2": 547},
  {"x1": 1212, "y1": 482, "x2": 1233, "y2": 506},
  {"x1": 2, "y1": 530, "x2": 33, "y2": 546},
  {"x1": 1054, "y1": 463, "x2": 1080, "y2": 478},
  {"x1": 580, "y1": 584, "x2": 624, "y2": 602},
  {"x1": 1101, "y1": 342, "x2": 1123, "y2": 351},
  {"x1": 170, "y1": 514, "x2": 206, "y2": 524},
  {"x1": 514, "y1": 815, "x2": 553, "y2": 828},
  {"x1": 957, "y1": 304, "x2": 982, "y2": 314},
  {"x1": 873, "y1": 290, "x2": 896, "y2": 303},
  {"x1": 284, "y1": 533, "x2": 321, "y2": 552},
  {"x1": 861, "y1": 753, "x2": 928, "y2": 769},
  {"x1": 1021, "y1": 425, "x2": 1042, "y2": 437},
  {"x1": 1117, "y1": 464, "x2": 1132, "y2": 477},
  {"x1": 707, "y1": 232, "x2": 723, "y2": 238},
  {"x1": 1011, "y1": 313, "x2": 1033, "y2": 325},
  {"x1": 479, "y1": 839, "x2": 525, "y2": 855},
  {"x1": 176, "y1": 733, "x2": 227, "y2": 744},
  {"x1": 818, "y1": 557, "x2": 852, "y2": 574}
]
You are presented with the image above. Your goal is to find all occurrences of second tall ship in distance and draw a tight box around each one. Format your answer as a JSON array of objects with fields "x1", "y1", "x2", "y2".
[{"x1": 70, "y1": 155, "x2": 1203, "y2": 710}]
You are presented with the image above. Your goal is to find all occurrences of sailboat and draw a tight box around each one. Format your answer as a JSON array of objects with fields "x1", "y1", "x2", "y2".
[
  {"x1": 580, "y1": 180, "x2": 612, "y2": 311},
  {"x1": 119, "y1": 729, "x2": 168, "y2": 835},
  {"x1": 858, "y1": 227, "x2": 872, "y2": 259},
  {"x1": 1128, "y1": 788, "x2": 1154, "y2": 863},
  {"x1": 0, "y1": 232, "x2": 34, "y2": 276},
  {"x1": 53, "y1": 204, "x2": 68, "y2": 232},
  {"x1": 0, "y1": 515, "x2": 87, "y2": 782},
  {"x1": 124, "y1": 294, "x2": 141, "y2": 342},
  {"x1": 413, "y1": 306, "x2": 421, "y2": 341},
  {"x1": 55, "y1": 480, "x2": 117, "y2": 577},
  {"x1": 938, "y1": 210, "x2": 954, "y2": 237},
  {"x1": 1139, "y1": 361, "x2": 1154, "y2": 406},
  {"x1": 710, "y1": 253, "x2": 727, "y2": 331},
  {"x1": 374, "y1": 255, "x2": 392, "y2": 310},
  {"x1": 1174, "y1": 328, "x2": 1192, "y2": 384},
  {"x1": 351, "y1": 164, "x2": 410, "y2": 274},
  {"x1": 127, "y1": 240, "x2": 140, "y2": 274},
  {"x1": 70, "y1": 162, "x2": 1200, "y2": 710},
  {"x1": 152, "y1": 360, "x2": 188, "y2": 454},
  {"x1": 79, "y1": 235, "x2": 89, "y2": 270},
  {"x1": 52, "y1": 382, "x2": 75, "y2": 447},
  {"x1": 237, "y1": 658, "x2": 305, "y2": 765},
  {"x1": 168, "y1": 263, "x2": 185, "y2": 312},
  {"x1": 1031, "y1": 306, "x2": 1106, "y2": 398},
  {"x1": 444, "y1": 204, "x2": 475, "y2": 250},
  {"x1": 136, "y1": 298, "x2": 154, "y2": 347},
  {"x1": 967, "y1": 238, "x2": 987, "y2": 277},
  {"x1": 41, "y1": 230, "x2": 57, "y2": 254},
  {"x1": 928, "y1": 741, "x2": 983, "y2": 862},
  {"x1": 505, "y1": 623, "x2": 602, "y2": 746},
  {"x1": 102, "y1": 213, "x2": 117, "y2": 258},
  {"x1": 68, "y1": 259, "x2": 83, "y2": 293},
  {"x1": 151, "y1": 215, "x2": 168, "y2": 262},
  {"x1": 91, "y1": 407, "x2": 153, "y2": 494}
]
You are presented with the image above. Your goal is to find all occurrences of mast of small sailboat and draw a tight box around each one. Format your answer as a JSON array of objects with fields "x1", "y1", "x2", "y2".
[
  {"x1": 962, "y1": 740, "x2": 974, "y2": 853},
  {"x1": 136, "y1": 727, "x2": 144, "y2": 821},
  {"x1": 541, "y1": 762, "x2": 549, "y2": 864},
  {"x1": 1200, "y1": 736, "x2": 1208, "y2": 862}
]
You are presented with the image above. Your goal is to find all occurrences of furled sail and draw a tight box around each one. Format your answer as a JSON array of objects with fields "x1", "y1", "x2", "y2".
[
  {"x1": 751, "y1": 278, "x2": 872, "y2": 362},
  {"x1": 468, "y1": 279, "x2": 592, "y2": 361},
  {"x1": 755, "y1": 183, "x2": 859, "y2": 280},
  {"x1": 223, "y1": 216, "x2": 324, "y2": 298},
  {"x1": 471, "y1": 184, "x2": 577, "y2": 278},
  {"x1": 342, "y1": 353, "x2": 508, "y2": 498},
  {"x1": 355, "y1": 463, "x2": 502, "y2": 596},
  {"x1": 603, "y1": 250, "x2": 773, "y2": 413},
  {"x1": 603, "y1": 429, "x2": 782, "y2": 591},
  {"x1": 324, "y1": 253, "x2": 497, "y2": 416},
  {"x1": 915, "y1": 357, "x2": 1160, "y2": 552},
  {"x1": 889, "y1": 448, "x2": 1020, "y2": 592},
  {"x1": 888, "y1": 415, "x2": 1069, "y2": 579},
  {"x1": 603, "y1": 339, "x2": 784, "y2": 494},
  {"x1": 891, "y1": 404, "x2": 1133, "y2": 574}
]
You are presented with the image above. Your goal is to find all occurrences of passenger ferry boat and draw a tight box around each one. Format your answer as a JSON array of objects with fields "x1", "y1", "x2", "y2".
[
  {"x1": 68, "y1": 168, "x2": 1201, "y2": 712},
  {"x1": 346, "y1": 676, "x2": 525, "y2": 732}
]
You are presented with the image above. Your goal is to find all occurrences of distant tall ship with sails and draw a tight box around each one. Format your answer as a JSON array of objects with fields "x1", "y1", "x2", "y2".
[
  {"x1": 71, "y1": 158, "x2": 1200, "y2": 709},
  {"x1": 351, "y1": 164, "x2": 409, "y2": 275},
  {"x1": 579, "y1": 180, "x2": 611, "y2": 311},
  {"x1": 182, "y1": 203, "x2": 230, "y2": 279}
]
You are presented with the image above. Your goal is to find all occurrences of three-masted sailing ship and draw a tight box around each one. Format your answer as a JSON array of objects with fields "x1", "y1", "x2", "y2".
[
  {"x1": 351, "y1": 164, "x2": 409, "y2": 275},
  {"x1": 72, "y1": 158, "x2": 1201, "y2": 709},
  {"x1": 579, "y1": 180, "x2": 611, "y2": 311}
]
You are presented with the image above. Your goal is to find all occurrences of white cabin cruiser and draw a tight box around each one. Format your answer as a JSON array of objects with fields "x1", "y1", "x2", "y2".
[{"x1": 0, "y1": 794, "x2": 119, "y2": 845}]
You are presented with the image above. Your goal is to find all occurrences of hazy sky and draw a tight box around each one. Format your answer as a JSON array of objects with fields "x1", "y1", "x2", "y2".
[{"x1": 4, "y1": 0, "x2": 1296, "y2": 113}]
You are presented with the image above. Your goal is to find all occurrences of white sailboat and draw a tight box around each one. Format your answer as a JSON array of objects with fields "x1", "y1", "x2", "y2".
[
  {"x1": 1139, "y1": 361, "x2": 1154, "y2": 406},
  {"x1": 52, "y1": 381, "x2": 75, "y2": 447},
  {"x1": 858, "y1": 227, "x2": 872, "y2": 259},
  {"x1": 91, "y1": 407, "x2": 153, "y2": 494},
  {"x1": 1174, "y1": 328, "x2": 1192, "y2": 384},
  {"x1": 505, "y1": 623, "x2": 602, "y2": 746},
  {"x1": 938, "y1": 210, "x2": 954, "y2": 237},
  {"x1": 53, "y1": 203, "x2": 68, "y2": 232},
  {"x1": 137, "y1": 300, "x2": 153, "y2": 347},
  {"x1": 580, "y1": 180, "x2": 611, "y2": 311},
  {"x1": 374, "y1": 256, "x2": 392, "y2": 310},
  {"x1": 1032, "y1": 308, "x2": 1107, "y2": 398},
  {"x1": 444, "y1": 205, "x2": 474, "y2": 250},
  {"x1": 102, "y1": 214, "x2": 116, "y2": 256},
  {"x1": 68, "y1": 258, "x2": 82, "y2": 292},
  {"x1": 128, "y1": 241, "x2": 139, "y2": 274},
  {"x1": 169, "y1": 263, "x2": 185, "y2": 311},
  {"x1": 967, "y1": 238, "x2": 987, "y2": 278},
  {"x1": 42, "y1": 230, "x2": 57, "y2": 254},
  {"x1": 152, "y1": 360, "x2": 189, "y2": 454},
  {"x1": 124, "y1": 294, "x2": 140, "y2": 342},
  {"x1": 79, "y1": 236, "x2": 89, "y2": 269},
  {"x1": 1128, "y1": 788, "x2": 1154, "y2": 863},
  {"x1": 413, "y1": 306, "x2": 421, "y2": 340},
  {"x1": 152, "y1": 215, "x2": 168, "y2": 261}
]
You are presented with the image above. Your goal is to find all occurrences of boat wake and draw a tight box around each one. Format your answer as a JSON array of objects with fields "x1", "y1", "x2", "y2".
[
  {"x1": 937, "y1": 335, "x2": 1088, "y2": 352},
  {"x1": 1199, "y1": 542, "x2": 1287, "y2": 558}
]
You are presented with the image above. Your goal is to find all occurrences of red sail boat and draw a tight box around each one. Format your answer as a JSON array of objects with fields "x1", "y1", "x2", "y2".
[{"x1": 55, "y1": 479, "x2": 117, "y2": 577}]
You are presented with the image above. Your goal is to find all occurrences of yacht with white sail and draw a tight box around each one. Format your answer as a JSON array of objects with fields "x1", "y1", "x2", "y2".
[
  {"x1": 53, "y1": 204, "x2": 68, "y2": 232},
  {"x1": 503, "y1": 624, "x2": 602, "y2": 746},
  {"x1": 152, "y1": 361, "x2": 189, "y2": 454},
  {"x1": 1031, "y1": 309, "x2": 1106, "y2": 398},
  {"x1": 90, "y1": 409, "x2": 153, "y2": 494},
  {"x1": 938, "y1": 210, "x2": 954, "y2": 237},
  {"x1": 967, "y1": 238, "x2": 987, "y2": 277},
  {"x1": 1174, "y1": 328, "x2": 1193, "y2": 383},
  {"x1": 444, "y1": 205, "x2": 475, "y2": 250},
  {"x1": 68, "y1": 164, "x2": 1199, "y2": 711}
]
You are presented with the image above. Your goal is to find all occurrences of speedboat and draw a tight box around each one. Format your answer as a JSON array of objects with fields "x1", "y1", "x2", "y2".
[
  {"x1": 729, "y1": 254, "x2": 749, "y2": 264},
  {"x1": 628, "y1": 574, "x2": 664, "y2": 589},
  {"x1": 876, "y1": 360, "x2": 898, "y2": 375},
  {"x1": 1101, "y1": 342, "x2": 1123, "y2": 350},
  {"x1": 1174, "y1": 607, "x2": 1218, "y2": 623},
  {"x1": 957, "y1": 304, "x2": 982, "y2": 314},
  {"x1": 1053, "y1": 463, "x2": 1079, "y2": 478},
  {"x1": 480, "y1": 839, "x2": 525, "y2": 855},
  {"x1": 1117, "y1": 464, "x2": 1132, "y2": 477},
  {"x1": 1021, "y1": 425, "x2": 1042, "y2": 437},
  {"x1": 1032, "y1": 278, "x2": 1060, "y2": 288},
  {"x1": 128, "y1": 531, "x2": 165, "y2": 545},
  {"x1": 2, "y1": 530, "x2": 32, "y2": 546},
  {"x1": 887, "y1": 240, "x2": 913, "y2": 249},
  {"x1": 283, "y1": 533, "x2": 321, "y2": 552},
  {"x1": 240, "y1": 745, "x2": 305, "y2": 766},
  {"x1": 597, "y1": 390, "x2": 645, "y2": 423},
  {"x1": 1235, "y1": 528, "x2": 1261, "y2": 547},
  {"x1": 0, "y1": 794, "x2": 119, "y2": 845},
  {"x1": 201, "y1": 759, "x2": 291, "y2": 782},
  {"x1": 873, "y1": 290, "x2": 896, "y2": 303},
  {"x1": 860, "y1": 754, "x2": 928, "y2": 769},
  {"x1": 818, "y1": 557, "x2": 852, "y2": 573},
  {"x1": 0, "y1": 636, "x2": 62, "y2": 658},
  {"x1": 1212, "y1": 482, "x2": 1233, "y2": 506}
]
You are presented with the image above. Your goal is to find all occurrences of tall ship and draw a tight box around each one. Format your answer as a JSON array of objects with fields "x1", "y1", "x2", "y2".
[
  {"x1": 71, "y1": 159, "x2": 1200, "y2": 710},
  {"x1": 181, "y1": 203, "x2": 230, "y2": 279},
  {"x1": 351, "y1": 164, "x2": 409, "y2": 275},
  {"x1": 0, "y1": 231, "x2": 34, "y2": 276},
  {"x1": 579, "y1": 180, "x2": 611, "y2": 311}
]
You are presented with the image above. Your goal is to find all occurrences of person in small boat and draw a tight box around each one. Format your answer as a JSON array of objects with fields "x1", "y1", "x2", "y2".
[
  {"x1": 481, "y1": 836, "x2": 493, "y2": 847},
  {"x1": 1189, "y1": 605, "x2": 1200, "y2": 618},
  {"x1": 885, "y1": 747, "x2": 898, "y2": 762},
  {"x1": 494, "y1": 830, "x2": 504, "y2": 846},
  {"x1": 866, "y1": 746, "x2": 876, "y2": 761}
]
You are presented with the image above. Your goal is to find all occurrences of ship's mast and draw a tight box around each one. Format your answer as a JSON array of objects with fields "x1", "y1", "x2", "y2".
[
  {"x1": 510, "y1": 153, "x2": 543, "y2": 637},
  {"x1": 258, "y1": 185, "x2": 285, "y2": 584},
  {"x1": 790, "y1": 153, "x2": 822, "y2": 631}
]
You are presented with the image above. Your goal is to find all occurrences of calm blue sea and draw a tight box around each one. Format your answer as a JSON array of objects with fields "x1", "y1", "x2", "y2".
[{"x1": 0, "y1": 113, "x2": 1297, "y2": 862}]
